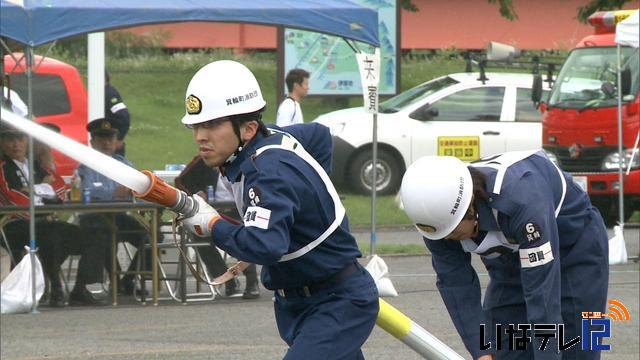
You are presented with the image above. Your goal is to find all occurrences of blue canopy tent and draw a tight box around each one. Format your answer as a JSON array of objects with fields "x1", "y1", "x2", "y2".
[
  {"x1": 0, "y1": 0, "x2": 379, "y2": 312},
  {"x1": 0, "y1": 0, "x2": 379, "y2": 47}
]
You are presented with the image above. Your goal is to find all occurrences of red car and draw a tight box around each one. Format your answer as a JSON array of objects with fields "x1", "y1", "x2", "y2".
[{"x1": 3, "y1": 54, "x2": 88, "y2": 179}]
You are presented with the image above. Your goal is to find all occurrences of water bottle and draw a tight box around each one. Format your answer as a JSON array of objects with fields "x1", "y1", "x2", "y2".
[
  {"x1": 82, "y1": 188, "x2": 91, "y2": 204},
  {"x1": 207, "y1": 185, "x2": 215, "y2": 203},
  {"x1": 70, "y1": 172, "x2": 82, "y2": 202}
]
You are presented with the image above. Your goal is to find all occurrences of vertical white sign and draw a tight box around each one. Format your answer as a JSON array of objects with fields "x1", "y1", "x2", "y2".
[
  {"x1": 356, "y1": 48, "x2": 380, "y2": 114},
  {"x1": 88, "y1": 32, "x2": 105, "y2": 123}
]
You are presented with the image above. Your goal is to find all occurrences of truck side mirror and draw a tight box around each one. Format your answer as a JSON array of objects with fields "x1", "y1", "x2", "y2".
[
  {"x1": 601, "y1": 81, "x2": 616, "y2": 98},
  {"x1": 531, "y1": 75, "x2": 543, "y2": 106},
  {"x1": 411, "y1": 106, "x2": 439, "y2": 121},
  {"x1": 424, "y1": 107, "x2": 439, "y2": 119},
  {"x1": 621, "y1": 67, "x2": 631, "y2": 96}
]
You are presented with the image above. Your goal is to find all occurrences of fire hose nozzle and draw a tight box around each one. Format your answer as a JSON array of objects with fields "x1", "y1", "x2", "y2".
[{"x1": 134, "y1": 170, "x2": 198, "y2": 217}]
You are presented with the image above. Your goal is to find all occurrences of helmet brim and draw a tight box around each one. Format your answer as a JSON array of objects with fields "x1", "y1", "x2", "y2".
[{"x1": 400, "y1": 156, "x2": 474, "y2": 241}]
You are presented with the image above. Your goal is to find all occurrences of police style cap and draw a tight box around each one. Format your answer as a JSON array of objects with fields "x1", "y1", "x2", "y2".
[
  {"x1": 0, "y1": 121, "x2": 60, "y2": 136},
  {"x1": 41, "y1": 122, "x2": 61, "y2": 133},
  {"x1": 87, "y1": 118, "x2": 118, "y2": 136},
  {"x1": 181, "y1": 60, "x2": 266, "y2": 125},
  {"x1": 0, "y1": 122, "x2": 22, "y2": 136}
]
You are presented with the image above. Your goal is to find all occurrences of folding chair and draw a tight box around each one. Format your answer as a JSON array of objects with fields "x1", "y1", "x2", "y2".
[
  {"x1": 0, "y1": 216, "x2": 17, "y2": 282},
  {"x1": 152, "y1": 221, "x2": 218, "y2": 303},
  {"x1": 0, "y1": 215, "x2": 16, "y2": 266},
  {"x1": 0, "y1": 216, "x2": 70, "y2": 302}
]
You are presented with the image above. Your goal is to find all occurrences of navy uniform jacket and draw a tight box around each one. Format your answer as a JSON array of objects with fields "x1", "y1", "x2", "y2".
[
  {"x1": 211, "y1": 123, "x2": 361, "y2": 290},
  {"x1": 105, "y1": 84, "x2": 130, "y2": 141},
  {"x1": 425, "y1": 151, "x2": 603, "y2": 359}
]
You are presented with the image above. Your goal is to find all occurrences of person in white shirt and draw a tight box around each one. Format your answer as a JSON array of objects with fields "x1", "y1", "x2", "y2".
[{"x1": 276, "y1": 68, "x2": 310, "y2": 126}]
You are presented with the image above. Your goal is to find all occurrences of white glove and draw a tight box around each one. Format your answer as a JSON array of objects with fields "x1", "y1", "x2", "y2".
[{"x1": 180, "y1": 195, "x2": 220, "y2": 238}]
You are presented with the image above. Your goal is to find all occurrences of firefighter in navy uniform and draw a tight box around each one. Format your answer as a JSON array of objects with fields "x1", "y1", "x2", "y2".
[
  {"x1": 400, "y1": 151, "x2": 609, "y2": 360},
  {"x1": 177, "y1": 60, "x2": 378, "y2": 359}
]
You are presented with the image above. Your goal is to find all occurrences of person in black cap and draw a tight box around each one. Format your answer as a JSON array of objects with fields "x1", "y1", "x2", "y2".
[
  {"x1": 38, "y1": 122, "x2": 111, "y2": 306},
  {"x1": 76, "y1": 118, "x2": 152, "y2": 297},
  {"x1": 105, "y1": 71, "x2": 130, "y2": 156}
]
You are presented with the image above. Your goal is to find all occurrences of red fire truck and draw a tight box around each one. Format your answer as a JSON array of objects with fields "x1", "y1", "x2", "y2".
[{"x1": 536, "y1": 10, "x2": 639, "y2": 226}]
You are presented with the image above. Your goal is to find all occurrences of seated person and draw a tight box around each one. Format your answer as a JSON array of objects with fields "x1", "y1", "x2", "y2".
[
  {"x1": 76, "y1": 118, "x2": 152, "y2": 296},
  {"x1": 175, "y1": 155, "x2": 260, "y2": 299},
  {"x1": 34, "y1": 123, "x2": 110, "y2": 306},
  {"x1": 0, "y1": 123, "x2": 107, "y2": 307}
]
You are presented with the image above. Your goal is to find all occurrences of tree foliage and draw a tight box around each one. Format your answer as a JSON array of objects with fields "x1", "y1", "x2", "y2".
[
  {"x1": 488, "y1": 0, "x2": 518, "y2": 21},
  {"x1": 399, "y1": 0, "x2": 418, "y2": 12},
  {"x1": 576, "y1": 0, "x2": 635, "y2": 23},
  {"x1": 491, "y1": 0, "x2": 634, "y2": 22},
  {"x1": 401, "y1": 0, "x2": 635, "y2": 23}
]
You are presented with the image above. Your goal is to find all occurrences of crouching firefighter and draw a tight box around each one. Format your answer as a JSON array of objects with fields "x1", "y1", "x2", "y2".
[{"x1": 400, "y1": 151, "x2": 609, "y2": 360}]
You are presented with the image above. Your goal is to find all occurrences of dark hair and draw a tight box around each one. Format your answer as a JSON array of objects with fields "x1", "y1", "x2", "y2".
[
  {"x1": 468, "y1": 166, "x2": 489, "y2": 202},
  {"x1": 285, "y1": 69, "x2": 310, "y2": 93},
  {"x1": 230, "y1": 106, "x2": 270, "y2": 137}
]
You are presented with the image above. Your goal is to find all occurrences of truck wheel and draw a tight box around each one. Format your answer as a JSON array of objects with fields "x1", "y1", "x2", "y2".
[
  {"x1": 594, "y1": 200, "x2": 634, "y2": 228},
  {"x1": 348, "y1": 149, "x2": 401, "y2": 195}
]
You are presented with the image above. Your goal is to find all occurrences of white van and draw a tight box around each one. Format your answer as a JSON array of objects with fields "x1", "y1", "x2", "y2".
[{"x1": 313, "y1": 72, "x2": 550, "y2": 194}]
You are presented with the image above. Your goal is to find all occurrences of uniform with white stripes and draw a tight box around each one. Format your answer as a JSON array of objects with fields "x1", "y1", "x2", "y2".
[
  {"x1": 105, "y1": 81, "x2": 130, "y2": 155},
  {"x1": 213, "y1": 123, "x2": 379, "y2": 359},
  {"x1": 178, "y1": 60, "x2": 378, "y2": 360},
  {"x1": 422, "y1": 151, "x2": 609, "y2": 359}
]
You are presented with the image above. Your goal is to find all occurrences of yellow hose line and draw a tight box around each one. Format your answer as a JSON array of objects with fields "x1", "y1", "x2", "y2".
[{"x1": 376, "y1": 298, "x2": 412, "y2": 339}]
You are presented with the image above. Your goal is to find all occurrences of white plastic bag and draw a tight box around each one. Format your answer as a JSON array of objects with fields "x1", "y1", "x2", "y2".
[
  {"x1": 1, "y1": 248, "x2": 45, "y2": 314},
  {"x1": 365, "y1": 255, "x2": 398, "y2": 297},
  {"x1": 608, "y1": 225, "x2": 628, "y2": 265}
]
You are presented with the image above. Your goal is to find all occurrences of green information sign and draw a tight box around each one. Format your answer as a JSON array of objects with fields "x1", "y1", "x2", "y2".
[{"x1": 282, "y1": 0, "x2": 398, "y2": 96}]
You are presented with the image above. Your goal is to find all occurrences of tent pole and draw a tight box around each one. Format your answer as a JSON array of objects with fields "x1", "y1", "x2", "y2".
[
  {"x1": 34, "y1": 41, "x2": 57, "y2": 69},
  {"x1": 25, "y1": 45, "x2": 39, "y2": 314},
  {"x1": 346, "y1": 39, "x2": 378, "y2": 256},
  {"x1": 370, "y1": 112, "x2": 378, "y2": 256},
  {"x1": 616, "y1": 44, "x2": 625, "y2": 228}
]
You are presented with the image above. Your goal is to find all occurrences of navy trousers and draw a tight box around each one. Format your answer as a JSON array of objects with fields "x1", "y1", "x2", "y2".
[
  {"x1": 274, "y1": 263, "x2": 379, "y2": 360},
  {"x1": 485, "y1": 208, "x2": 609, "y2": 360}
]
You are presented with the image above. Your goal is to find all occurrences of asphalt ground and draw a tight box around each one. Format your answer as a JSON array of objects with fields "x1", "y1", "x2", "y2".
[{"x1": 1, "y1": 226, "x2": 638, "y2": 360}]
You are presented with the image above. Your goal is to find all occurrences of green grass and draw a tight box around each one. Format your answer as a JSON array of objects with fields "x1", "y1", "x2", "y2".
[
  {"x1": 54, "y1": 50, "x2": 468, "y2": 175},
  {"x1": 45, "y1": 49, "x2": 541, "y2": 226},
  {"x1": 342, "y1": 194, "x2": 411, "y2": 226},
  {"x1": 357, "y1": 242, "x2": 427, "y2": 256},
  {"x1": 45, "y1": 50, "x2": 640, "y2": 227}
]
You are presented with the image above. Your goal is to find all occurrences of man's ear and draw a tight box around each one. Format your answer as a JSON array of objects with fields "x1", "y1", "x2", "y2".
[{"x1": 240, "y1": 121, "x2": 259, "y2": 143}]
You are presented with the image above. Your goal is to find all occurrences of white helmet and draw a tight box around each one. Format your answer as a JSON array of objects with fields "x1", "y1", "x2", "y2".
[
  {"x1": 400, "y1": 156, "x2": 473, "y2": 240},
  {"x1": 181, "y1": 60, "x2": 266, "y2": 125}
]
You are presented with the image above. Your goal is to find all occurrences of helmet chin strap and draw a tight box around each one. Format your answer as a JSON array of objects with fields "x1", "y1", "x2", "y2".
[
  {"x1": 224, "y1": 119, "x2": 245, "y2": 165},
  {"x1": 223, "y1": 112, "x2": 266, "y2": 166},
  {"x1": 223, "y1": 146, "x2": 242, "y2": 165}
]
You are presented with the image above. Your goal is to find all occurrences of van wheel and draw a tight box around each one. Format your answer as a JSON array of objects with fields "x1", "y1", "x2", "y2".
[{"x1": 348, "y1": 149, "x2": 401, "y2": 195}]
